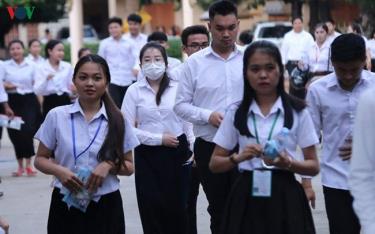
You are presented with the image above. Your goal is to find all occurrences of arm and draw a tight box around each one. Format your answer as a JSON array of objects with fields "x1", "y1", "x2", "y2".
[
  {"x1": 182, "y1": 120, "x2": 195, "y2": 152},
  {"x1": 33, "y1": 66, "x2": 50, "y2": 95},
  {"x1": 280, "y1": 33, "x2": 290, "y2": 65},
  {"x1": 349, "y1": 91, "x2": 375, "y2": 234},
  {"x1": 306, "y1": 86, "x2": 322, "y2": 138}
]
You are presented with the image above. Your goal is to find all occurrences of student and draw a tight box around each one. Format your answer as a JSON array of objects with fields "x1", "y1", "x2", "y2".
[
  {"x1": 174, "y1": 1, "x2": 243, "y2": 233},
  {"x1": 210, "y1": 40, "x2": 319, "y2": 234},
  {"x1": 2, "y1": 39, "x2": 42, "y2": 177},
  {"x1": 34, "y1": 40, "x2": 74, "y2": 118},
  {"x1": 34, "y1": 54, "x2": 139, "y2": 234},
  {"x1": 170, "y1": 24, "x2": 209, "y2": 234},
  {"x1": 325, "y1": 19, "x2": 340, "y2": 45},
  {"x1": 306, "y1": 33, "x2": 375, "y2": 234},
  {"x1": 98, "y1": 17, "x2": 137, "y2": 108},
  {"x1": 349, "y1": 85, "x2": 375, "y2": 234},
  {"x1": 347, "y1": 23, "x2": 372, "y2": 70},
  {"x1": 121, "y1": 42, "x2": 193, "y2": 234},
  {"x1": 26, "y1": 39, "x2": 44, "y2": 66},
  {"x1": 124, "y1": 13, "x2": 148, "y2": 55},
  {"x1": 78, "y1": 48, "x2": 91, "y2": 59}
]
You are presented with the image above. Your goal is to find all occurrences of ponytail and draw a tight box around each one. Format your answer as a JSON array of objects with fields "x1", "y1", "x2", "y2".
[{"x1": 156, "y1": 73, "x2": 170, "y2": 105}]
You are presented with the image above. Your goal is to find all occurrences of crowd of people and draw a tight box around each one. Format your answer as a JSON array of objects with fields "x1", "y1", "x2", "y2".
[{"x1": 1, "y1": 0, "x2": 375, "y2": 233}]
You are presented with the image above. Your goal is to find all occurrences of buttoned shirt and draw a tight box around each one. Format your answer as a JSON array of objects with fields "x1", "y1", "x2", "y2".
[
  {"x1": 34, "y1": 59, "x2": 73, "y2": 96},
  {"x1": 3, "y1": 59, "x2": 37, "y2": 95},
  {"x1": 26, "y1": 54, "x2": 45, "y2": 67},
  {"x1": 306, "y1": 70, "x2": 375, "y2": 190},
  {"x1": 0, "y1": 61, "x2": 8, "y2": 102},
  {"x1": 34, "y1": 100, "x2": 139, "y2": 197},
  {"x1": 350, "y1": 86, "x2": 375, "y2": 234},
  {"x1": 98, "y1": 36, "x2": 137, "y2": 86},
  {"x1": 281, "y1": 30, "x2": 315, "y2": 64},
  {"x1": 121, "y1": 78, "x2": 194, "y2": 147},
  {"x1": 123, "y1": 33, "x2": 148, "y2": 54},
  {"x1": 174, "y1": 45, "x2": 244, "y2": 142},
  {"x1": 326, "y1": 31, "x2": 341, "y2": 45},
  {"x1": 303, "y1": 40, "x2": 332, "y2": 72},
  {"x1": 213, "y1": 97, "x2": 318, "y2": 171}
]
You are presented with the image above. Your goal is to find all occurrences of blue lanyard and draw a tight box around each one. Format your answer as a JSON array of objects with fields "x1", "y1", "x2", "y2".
[
  {"x1": 251, "y1": 109, "x2": 281, "y2": 144},
  {"x1": 71, "y1": 114, "x2": 104, "y2": 165}
]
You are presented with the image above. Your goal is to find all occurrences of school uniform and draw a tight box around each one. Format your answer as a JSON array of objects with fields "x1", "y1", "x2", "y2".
[
  {"x1": 121, "y1": 78, "x2": 194, "y2": 234},
  {"x1": 34, "y1": 100, "x2": 139, "y2": 234},
  {"x1": 25, "y1": 54, "x2": 45, "y2": 67},
  {"x1": 98, "y1": 36, "x2": 137, "y2": 108},
  {"x1": 306, "y1": 70, "x2": 375, "y2": 234},
  {"x1": 174, "y1": 45, "x2": 243, "y2": 234},
  {"x1": 213, "y1": 97, "x2": 318, "y2": 234},
  {"x1": 34, "y1": 59, "x2": 73, "y2": 118},
  {"x1": 2, "y1": 59, "x2": 42, "y2": 158}
]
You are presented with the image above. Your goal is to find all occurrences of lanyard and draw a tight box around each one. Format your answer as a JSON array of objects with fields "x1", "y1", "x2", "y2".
[
  {"x1": 251, "y1": 109, "x2": 281, "y2": 144},
  {"x1": 71, "y1": 114, "x2": 103, "y2": 165}
]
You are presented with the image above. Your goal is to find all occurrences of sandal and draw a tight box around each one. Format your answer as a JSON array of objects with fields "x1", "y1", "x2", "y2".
[
  {"x1": 26, "y1": 167, "x2": 37, "y2": 177},
  {"x1": 12, "y1": 168, "x2": 24, "y2": 177}
]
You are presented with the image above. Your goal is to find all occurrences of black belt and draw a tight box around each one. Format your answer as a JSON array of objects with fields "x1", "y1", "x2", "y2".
[{"x1": 310, "y1": 71, "x2": 331, "y2": 77}]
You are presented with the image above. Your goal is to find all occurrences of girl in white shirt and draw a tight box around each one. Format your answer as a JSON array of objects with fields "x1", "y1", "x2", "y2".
[
  {"x1": 26, "y1": 39, "x2": 44, "y2": 66},
  {"x1": 3, "y1": 39, "x2": 42, "y2": 177},
  {"x1": 34, "y1": 54, "x2": 139, "y2": 234},
  {"x1": 210, "y1": 41, "x2": 320, "y2": 234},
  {"x1": 34, "y1": 40, "x2": 74, "y2": 118},
  {"x1": 122, "y1": 42, "x2": 193, "y2": 234}
]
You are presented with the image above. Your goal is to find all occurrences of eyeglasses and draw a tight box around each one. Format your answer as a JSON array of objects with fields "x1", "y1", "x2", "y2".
[{"x1": 186, "y1": 42, "x2": 209, "y2": 50}]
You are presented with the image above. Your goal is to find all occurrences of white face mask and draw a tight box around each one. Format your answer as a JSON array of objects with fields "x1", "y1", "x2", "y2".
[{"x1": 141, "y1": 62, "x2": 166, "y2": 80}]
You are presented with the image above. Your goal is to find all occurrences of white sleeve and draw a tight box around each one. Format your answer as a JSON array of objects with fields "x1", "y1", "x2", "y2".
[
  {"x1": 280, "y1": 33, "x2": 290, "y2": 65},
  {"x1": 33, "y1": 65, "x2": 48, "y2": 95},
  {"x1": 123, "y1": 117, "x2": 140, "y2": 153},
  {"x1": 65, "y1": 65, "x2": 74, "y2": 93},
  {"x1": 0, "y1": 63, "x2": 8, "y2": 102},
  {"x1": 349, "y1": 90, "x2": 375, "y2": 234},
  {"x1": 173, "y1": 63, "x2": 213, "y2": 124},
  {"x1": 121, "y1": 85, "x2": 163, "y2": 146},
  {"x1": 182, "y1": 120, "x2": 195, "y2": 151},
  {"x1": 213, "y1": 109, "x2": 238, "y2": 151},
  {"x1": 97, "y1": 40, "x2": 106, "y2": 58},
  {"x1": 34, "y1": 109, "x2": 57, "y2": 150},
  {"x1": 296, "y1": 109, "x2": 319, "y2": 148},
  {"x1": 306, "y1": 85, "x2": 322, "y2": 138}
]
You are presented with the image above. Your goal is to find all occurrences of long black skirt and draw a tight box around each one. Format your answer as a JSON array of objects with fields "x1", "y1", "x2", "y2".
[
  {"x1": 43, "y1": 93, "x2": 71, "y2": 118},
  {"x1": 221, "y1": 170, "x2": 315, "y2": 234},
  {"x1": 7, "y1": 93, "x2": 42, "y2": 158},
  {"x1": 134, "y1": 134, "x2": 191, "y2": 234},
  {"x1": 48, "y1": 188, "x2": 125, "y2": 234}
]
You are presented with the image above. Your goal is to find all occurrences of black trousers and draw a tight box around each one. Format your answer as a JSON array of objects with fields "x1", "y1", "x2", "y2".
[
  {"x1": 135, "y1": 134, "x2": 191, "y2": 234},
  {"x1": 194, "y1": 138, "x2": 238, "y2": 234},
  {"x1": 186, "y1": 165, "x2": 200, "y2": 234},
  {"x1": 48, "y1": 188, "x2": 125, "y2": 234},
  {"x1": 323, "y1": 186, "x2": 360, "y2": 234},
  {"x1": 43, "y1": 93, "x2": 71, "y2": 118},
  {"x1": 108, "y1": 83, "x2": 130, "y2": 109}
]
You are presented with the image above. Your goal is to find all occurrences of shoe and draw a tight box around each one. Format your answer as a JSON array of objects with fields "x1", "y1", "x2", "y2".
[
  {"x1": 12, "y1": 168, "x2": 24, "y2": 177},
  {"x1": 26, "y1": 167, "x2": 37, "y2": 176}
]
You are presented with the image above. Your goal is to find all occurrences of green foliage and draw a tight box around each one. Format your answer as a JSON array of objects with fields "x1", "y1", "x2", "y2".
[
  {"x1": 61, "y1": 43, "x2": 99, "y2": 63},
  {"x1": 167, "y1": 37, "x2": 182, "y2": 60}
]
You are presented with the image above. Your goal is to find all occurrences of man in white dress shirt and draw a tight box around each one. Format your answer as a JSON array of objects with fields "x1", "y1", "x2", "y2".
[
  {"x1": 98, "y1": 17, "x2": 137, "y2": 108},
  {"x1": 307, "y1": 33, "x2": 375, "y2": 234},
  {"x1": 349, "y1": 86, "x2": 375, "y2": 234},
  {"x1": 281, "y1": 16, "x2": 314, "y2": 77},
  {"x1": 174, "y1": 1, "x2": 243, "y2": 233}
]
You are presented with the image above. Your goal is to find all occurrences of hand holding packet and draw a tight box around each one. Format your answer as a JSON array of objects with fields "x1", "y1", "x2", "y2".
[
  {"x1": 0, "y1": 115, "x2": 24, "y2": 130},
  {"x1": 263, "y1": 128, "x2": 290, "y2": 160}
]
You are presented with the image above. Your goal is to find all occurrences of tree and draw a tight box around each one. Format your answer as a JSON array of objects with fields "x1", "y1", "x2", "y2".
[
  {"x1": 346, "y1": 0, "x2": 375, "y2": 36},
  {"x1": 0, "y1": 0, "x2": 66, "y2": 47}
]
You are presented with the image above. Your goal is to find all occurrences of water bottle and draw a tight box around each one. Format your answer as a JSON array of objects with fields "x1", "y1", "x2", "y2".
[{"x1": 263, "y1": 127, "x2": 290, "y2": 159}]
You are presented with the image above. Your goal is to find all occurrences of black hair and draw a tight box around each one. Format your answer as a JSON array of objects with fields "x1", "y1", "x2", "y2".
[
  {"x1": 239, "y1": 30, "x2": 253, "y2": 45},
  {"x1": 28, "y1": 39, "x2": 41, "y2": 48},
  {"x1": 8, "y1": 39, "x2": 24, "y2": 49},
  {"x1": 234, "y1": 40, "x2": 306, "y2": 137},
  {"x1": 139, "y1": 42, "x2": 170, "y2": 106},
  {"x1": 292, "y1": 16, "x2": 303, "y2": 24},
  {"x1": 326, "y1": 18, "x2": 335, "y2": 25},
  {"x1": 350, "y1": 22, "x2": 363, "y2": 35},
  {"x1": 45, "y1": 39, "x2": 63, "y2": 58},
  {"x1": 127, "y1": 13, "x2": 142, "y2": 24},
  {"x1": 314, "y1": 23, "x2": 329, "y2": 33},
  {"x1": 331, "y1": 33, "x2": 366, "y2": 62},
  {"x1": 73, "y1": 54, "x2": 125, "y2": 172},
  {"x1": 78, "y1": 47, "x2": 91, "y2": 58},
  {"x1": 108, "y1": 17, "x2": 123, "y2": 26},
  {"x1": 181, "y1": 25, "x2": 210, "y2": 46},
  {"x1": 147, "y1": 31, "x2": 168, "y2": 43},
  {"x1": 208, "y1": 0, "x2": 237, "y2": 20}
]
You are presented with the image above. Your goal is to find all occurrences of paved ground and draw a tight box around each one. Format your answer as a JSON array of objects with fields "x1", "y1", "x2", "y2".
[{"x1": 0, "y1": 131, "x2": 329, "y2": 234}]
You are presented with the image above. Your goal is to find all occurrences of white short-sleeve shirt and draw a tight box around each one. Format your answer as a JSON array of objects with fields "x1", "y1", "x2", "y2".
[
  {"x1": 213, "y1": 97, "x2": 319, "y2": 171},
  {"x1": 3, "y1": 59, "x2": 38, "y2": 95},
  {"x1": 34, "y1": 100, "x2": 140, "y2": 197}
]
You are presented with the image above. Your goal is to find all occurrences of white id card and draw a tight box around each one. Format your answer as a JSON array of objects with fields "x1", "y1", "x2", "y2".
[{"x1": 252, "y1": 170, "x2": 272, "y2": 197}]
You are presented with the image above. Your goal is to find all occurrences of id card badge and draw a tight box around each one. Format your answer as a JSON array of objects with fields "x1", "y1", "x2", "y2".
[{"x1": 252, "y1": 170, "x2": 272, "y2": 197}]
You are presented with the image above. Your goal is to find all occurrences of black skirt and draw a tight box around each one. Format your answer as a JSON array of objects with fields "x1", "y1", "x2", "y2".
[
  {"x1": 7, "y1": 93, "x2": 42, "y2": 158},
  {"x1": 43, "y1": 93, "x2": 71, "y2": 118},
  {"x1": 134, "y1": 134, "x2": 191, "y2": 234},
  {"x1": 221, "y1": 170, "x2": 315, "y2": 234},
  {"x1": 48, "y1": 188, "x2": 125, "y2": 234}
]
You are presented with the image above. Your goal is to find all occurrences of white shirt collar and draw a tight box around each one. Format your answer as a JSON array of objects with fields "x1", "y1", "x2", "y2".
[
  {"x1": 327, "y1": 70, "x2": 372, "y2": 89},
  {"x1": 203, "y1": 44, "x2": 243, "y2": 59},
  {"x1": 249, "y1": 96, "x2": 284, "y2": 118},
  {"x1": 69, "y1": 99, "x2": 108, "y2": 121}
]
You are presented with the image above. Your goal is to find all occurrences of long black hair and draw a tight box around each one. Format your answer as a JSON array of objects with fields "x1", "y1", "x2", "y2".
[
  {"x1": 73, "y1": 54, "x2": 125, "y2": 172},
  {"x1": 45, "y1": 39, "x2": 63, "y2": 58},
  {"x1": 139, "y1": 42, "x2": 170, "y2": 106},
  {"x1": 234, "y1": 40, "x2": 306, "y2": 137}
]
